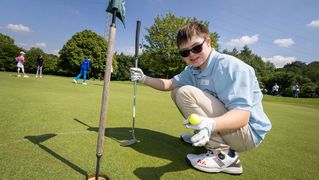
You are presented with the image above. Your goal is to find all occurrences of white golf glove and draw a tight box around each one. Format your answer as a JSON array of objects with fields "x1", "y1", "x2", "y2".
[
  {"x1": 130, "y1": 67, "x2": 146, "y2": 83},
  {"x1": 183, "y1": 114, "x2": 216, "y2": 147}
]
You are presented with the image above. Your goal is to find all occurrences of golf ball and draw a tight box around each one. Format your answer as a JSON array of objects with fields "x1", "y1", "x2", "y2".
[{"x1": 189, "y1": 113, "x2": 202, "y2": 125}]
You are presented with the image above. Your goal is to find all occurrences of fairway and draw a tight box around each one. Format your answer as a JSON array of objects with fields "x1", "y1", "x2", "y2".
[{"x1": 0, "y1": 72, "x2": 318, "y2": 179}]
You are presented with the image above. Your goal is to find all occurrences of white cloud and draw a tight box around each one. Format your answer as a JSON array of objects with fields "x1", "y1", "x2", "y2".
[
  {"x1": 17, "y1": 42, "x2": 29, "y2": 49},
  {"x1": 5, "y1": 24, "x2": 31, "y2": 32},
  {"x1": 226, "y1": 34, "x2": 259, "y2": 47},
  {"x1": 273, "y1": 38, "x2": 294, "y2": 47},
  {"x1": 52, "y1": 49, "x2": 60, "y2": 56},
  {"x1": 307, "y1": 19, "x2": 319, "y2": 27},
  {"x1": 262, "y1": 55, "x2": 297, "y2": 68},
  {"x1": 115, "y1": 46, "x2": 138, "y2": 55},
  {"x1": 16, "y1": 42, "x2": 47, "y2": 50},
  {"x1": 34, "y1": 42, "x2": 47, "y2": 48}
]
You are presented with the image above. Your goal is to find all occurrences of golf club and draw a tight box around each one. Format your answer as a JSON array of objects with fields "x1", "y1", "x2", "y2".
[{"x1": 121, "y1": 20, "x2": 141, "y2": 147}]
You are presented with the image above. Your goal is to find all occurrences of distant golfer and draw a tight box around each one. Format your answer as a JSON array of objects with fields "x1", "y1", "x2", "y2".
[
  {"x1": 73, "y1": 57, "x2": 91, "y2": 85},
  {"x1": 272, "y1": 83, "x2": 279, "y2": 96},
  {"x1": 35, "y1": 55, "x2": 44, "y2": 78},
  {"x1": 16, "y1": 51, "x2": 28, "y2": 78},
  {"x1": 130, "y1": 22, "x2": 271, "y2": 175}
]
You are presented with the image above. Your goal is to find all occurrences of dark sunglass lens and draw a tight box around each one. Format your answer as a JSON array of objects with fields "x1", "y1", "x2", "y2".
[
  {"x1": 191, "y1": 44, "x2": 203, "y2": 54},
  {"x1": 179, "y1": 50, "x2": 190, "y2": 57}
]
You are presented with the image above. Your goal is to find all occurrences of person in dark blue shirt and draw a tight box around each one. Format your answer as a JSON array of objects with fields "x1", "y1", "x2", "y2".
[
  {"x1": 73, "y1": 57, "x2": 91, "y2": 85},
  {"x1": 36, "y1": 55, "x2": 44, "y2": 78}
]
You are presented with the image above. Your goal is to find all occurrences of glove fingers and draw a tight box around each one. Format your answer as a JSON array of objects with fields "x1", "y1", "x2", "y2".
[
  {"x1": 130, "y1": 68, "x2": 142, "y2": 73},
  {"x1": 186, "y1": 124, "x2": 201, "y2": 130},
  {"x1": 185, "y1": 123, "x2": 206, "y2": 130},
  {"x1": 193, "y1": 138, "x2": 207, "y2": 147},
  {"x1": 190, "y1": 130, "x2": 205, "y2": 142},
  {"x1": 190, "y1": 130, "x2": 209, "y2": 147},
  {"x1": 190, "y1": 133, "x2": 202, "y2": 143}
]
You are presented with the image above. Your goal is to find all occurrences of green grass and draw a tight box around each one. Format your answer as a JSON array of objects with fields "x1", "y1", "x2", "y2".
[
  {"x1": 263, "y1": 95, "x2": 319, "y2": 110},
  {"x1": 1, "y1": 71, "x2": 319, "y2": 179}
]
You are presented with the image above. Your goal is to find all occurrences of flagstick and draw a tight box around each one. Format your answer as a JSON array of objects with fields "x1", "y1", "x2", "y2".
[{"x1": 94, "y1": 8, "x2": 117, "y2": 180}]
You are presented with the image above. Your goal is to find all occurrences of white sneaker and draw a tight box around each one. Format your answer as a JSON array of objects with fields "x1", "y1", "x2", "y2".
[
  {"x1": 186, "y1": 150, "x2": 243, "y2": 174},
  {"x1": 73, "y1": 79, "x2": 77, "y2": 84},
  {"x1": 36, "y1": 75, "x2": 38, "y2": 78},
  {"x1": 23, "y1": 75, "x2": 29, "y2": 78},
  {"x1": 82, "y1": 82, "x2": 87, "y2": 85},
  {"x1": 40, "y1": 76, "x2": 42, "y2": 78},
  {"x1": 180, "y1": 133, "x2": 193, "y2": 144},
  {"x1": 17, "y1": 75, "x2": 21, "y2": 77}
]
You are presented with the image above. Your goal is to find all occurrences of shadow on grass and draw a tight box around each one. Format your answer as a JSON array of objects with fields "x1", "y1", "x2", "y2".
[
  {"x1": 74, "y1": 118, "x2": 203, "y2": 179},
  {"x1": 24, "y1": 134, "x2": 88, "y2": 176}
]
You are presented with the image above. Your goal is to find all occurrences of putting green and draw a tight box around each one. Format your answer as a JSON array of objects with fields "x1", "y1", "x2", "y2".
[{"x1": 0, "y1": 72, "x2": 318, "y2": 179}]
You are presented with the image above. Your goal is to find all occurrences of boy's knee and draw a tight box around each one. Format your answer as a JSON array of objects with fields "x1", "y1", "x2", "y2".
[{"x1": 171, "y1": 85, "x2": 197, "y2": 104}]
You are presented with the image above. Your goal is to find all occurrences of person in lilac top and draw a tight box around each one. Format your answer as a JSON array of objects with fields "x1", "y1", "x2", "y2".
[
  {"x1": 16, "y1": 51, "x2": 28, "y2": 78},
  {"x1": 130, "y1": 21, "x2": 271, "y2": 175}
]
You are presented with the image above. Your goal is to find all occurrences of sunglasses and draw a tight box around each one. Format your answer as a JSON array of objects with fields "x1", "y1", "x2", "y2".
[{"x1": 179, "y1": 38, "x2": 206, "y2": 57}]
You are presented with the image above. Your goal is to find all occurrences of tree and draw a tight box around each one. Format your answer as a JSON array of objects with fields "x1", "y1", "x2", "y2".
[
  {"x1": 0, "y1": 33, "x2": 14, "y2": 45},
  {"x1": 282, "y1": 61, "x2": 307, "y2": 76},
  {"x1": 239, "y1": 47, "x2": 263, "y2": 81},
  {"x1": 43, "y1": 54, "x2": 59, "y2": 74},
  {"x1": 0, "y1": 34, "x2": 23, "y2": 71},
  {"x1": 24, "y1": 48, "x2": 45, "y2": 73},
  {"x1": 300, "y1": 82, "x2": 318, "y2": 98},
  {"x1": 304, "y1": 61, "x2": 319, "y2": 86},
  {"x1": 264, "y1": 71, "x2": 296, "y2": 96},
  {"x1": 141, "y1": 12, "x2": 220, "y2": 78},
  {"x1": 112, "y1": 53, "x2": 134, "y2": 80},
  {"x1": 222, "y1": 48, "x2": 239, "y2": 58},
  {"x1": 58, "y1": 29, "x2": 108, "y2": 79}
]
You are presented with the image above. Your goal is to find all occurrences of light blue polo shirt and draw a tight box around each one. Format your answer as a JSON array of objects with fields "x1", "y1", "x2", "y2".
[{"x1": 172, "y1": 49, "x2": 271, "y2": 145}]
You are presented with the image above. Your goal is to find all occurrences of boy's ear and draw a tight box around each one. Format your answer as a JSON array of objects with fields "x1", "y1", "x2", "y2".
[{"x1": 206, "y1": 37, "x2": 212, "y2": 47}]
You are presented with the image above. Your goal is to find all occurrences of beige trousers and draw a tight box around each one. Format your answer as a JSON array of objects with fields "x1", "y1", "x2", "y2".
[{"x1": 171, "y1": 85, "x2": 255, "y2": 152}]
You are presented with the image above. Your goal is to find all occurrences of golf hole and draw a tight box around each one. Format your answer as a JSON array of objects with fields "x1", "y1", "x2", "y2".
[{"x1": 86, "y1": 174, "x2": 109, "y2": 180}]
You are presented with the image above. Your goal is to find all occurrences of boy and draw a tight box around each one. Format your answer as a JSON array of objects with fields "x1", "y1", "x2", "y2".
[{"x1": 130, "y1": 22, "x2": 271, "y2": 174}]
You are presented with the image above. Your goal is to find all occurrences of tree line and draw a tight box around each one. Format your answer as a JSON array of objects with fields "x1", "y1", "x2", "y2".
[{"x1": 0, "y1": 13, "x2": 318, "y2": 97}]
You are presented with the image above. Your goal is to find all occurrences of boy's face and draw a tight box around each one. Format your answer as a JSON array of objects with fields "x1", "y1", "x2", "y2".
[{"x1": 179, "y1": 36, "x2": 211, "y2": 70}]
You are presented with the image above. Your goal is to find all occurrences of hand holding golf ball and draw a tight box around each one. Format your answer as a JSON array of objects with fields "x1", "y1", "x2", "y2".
[
  {"x1": 188, "y1": 113, "x2": 202, "y2": 125},
  {"x1": 183, "y1": 113, "x2": 216, "y2": 146}
]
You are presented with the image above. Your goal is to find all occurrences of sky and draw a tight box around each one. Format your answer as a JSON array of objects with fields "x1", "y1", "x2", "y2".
[{"x1": 0, "y1": 0, "x2": 318, "y2": 68}]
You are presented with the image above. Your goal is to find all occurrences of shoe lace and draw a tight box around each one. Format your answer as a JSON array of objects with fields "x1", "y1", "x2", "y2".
[{"x1": 206, "y1": 151, "x2": 213, "y2": 156}]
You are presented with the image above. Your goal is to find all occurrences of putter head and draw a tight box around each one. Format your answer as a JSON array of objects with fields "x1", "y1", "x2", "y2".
[{"x1": 120, "y1": 138, "x2": 139, "y2": 146}]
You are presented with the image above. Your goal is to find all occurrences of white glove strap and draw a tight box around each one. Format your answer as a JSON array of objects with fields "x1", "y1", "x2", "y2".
[{"x1": 140, "y1": 75, "x2": 147, "y2": 83}]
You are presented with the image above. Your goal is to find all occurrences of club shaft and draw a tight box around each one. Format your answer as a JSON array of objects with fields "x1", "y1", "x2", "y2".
[
  {"x1": 132, "y1": 80, "x2": 136, "y2": 139},
  {"x1": 131, "y1": 21, "x2": 141, "y2": 140}
]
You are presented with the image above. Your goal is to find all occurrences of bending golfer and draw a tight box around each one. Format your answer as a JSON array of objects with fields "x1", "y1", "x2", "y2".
[{"x1": 130, "y1": 21, "x2": 271, "y2": 175}]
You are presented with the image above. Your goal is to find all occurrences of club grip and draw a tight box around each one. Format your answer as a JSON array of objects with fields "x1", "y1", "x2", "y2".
[{"x1": 135, "y1": 21, "x2": 141, "y2": 58}]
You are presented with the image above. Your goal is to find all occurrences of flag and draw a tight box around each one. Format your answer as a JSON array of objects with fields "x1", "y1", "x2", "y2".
[{"x1": 106, "y1": 0, "x2": 126, "y2": 27}]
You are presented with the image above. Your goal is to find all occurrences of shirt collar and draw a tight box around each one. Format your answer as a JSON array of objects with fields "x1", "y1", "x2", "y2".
[{"x1": 190, "y1": 49, "x2": 217, "y2": 77}]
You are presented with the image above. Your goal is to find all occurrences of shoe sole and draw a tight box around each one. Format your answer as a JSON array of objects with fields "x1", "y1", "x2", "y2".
[
  {"x1": 180, "y1": 136, "x2": 192, "y2": 145},
  {"x1": 185, "y1": 157, "x2": 243, "y2": 175},
  {"x1": 180, "y1": 134, "x2": 193, "y2": 145}
]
